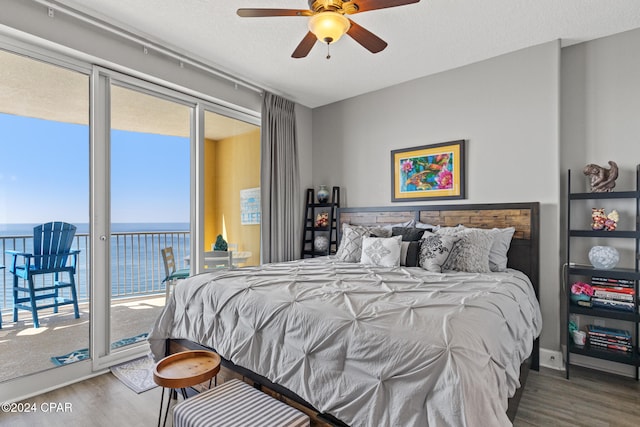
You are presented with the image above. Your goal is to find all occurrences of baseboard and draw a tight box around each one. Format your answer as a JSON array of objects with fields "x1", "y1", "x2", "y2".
[{"x1": 539, "y1": 347, "x2": 565, "y2": 370}]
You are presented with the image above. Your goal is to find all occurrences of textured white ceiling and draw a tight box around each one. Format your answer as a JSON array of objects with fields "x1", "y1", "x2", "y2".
[{"x1": 40, "y1": 1, "x2": 640, "y2": 108}]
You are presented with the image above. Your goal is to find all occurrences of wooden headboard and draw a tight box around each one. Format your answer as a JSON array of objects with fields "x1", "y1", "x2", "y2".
[{"x1": 337, "y1": 202, "x2": 540, "y2": 299}]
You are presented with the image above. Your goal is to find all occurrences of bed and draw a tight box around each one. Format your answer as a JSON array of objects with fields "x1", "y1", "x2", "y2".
[{"x1": 149, "y1": 202, "x2": 542, "y2": 427}]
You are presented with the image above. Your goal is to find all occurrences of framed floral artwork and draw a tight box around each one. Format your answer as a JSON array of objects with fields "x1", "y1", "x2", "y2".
[{"x1": 391, "y1": 140, "x2": 466, "y2": 202}]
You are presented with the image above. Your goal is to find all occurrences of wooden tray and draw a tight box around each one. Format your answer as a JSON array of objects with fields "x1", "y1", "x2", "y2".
[{"x1": 153, "y1": 350, "x2": 221, "y2": 389}]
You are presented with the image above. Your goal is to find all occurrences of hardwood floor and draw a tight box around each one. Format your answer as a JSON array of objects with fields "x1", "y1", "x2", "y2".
[
  {"x1": 514, "y1": 366, "x2": 640, "y2": 427},
  {"x1": 0, "y1": 365, "x2": 638, "y2": 426}
]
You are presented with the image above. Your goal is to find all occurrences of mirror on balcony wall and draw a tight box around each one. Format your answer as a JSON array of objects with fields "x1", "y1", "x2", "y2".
[
  {"x1": 0, "y1": 48, "x2": 90, "y2": 381},
  {"x1": 203, "y1": 110, "x2": 261, "y2": 270}
]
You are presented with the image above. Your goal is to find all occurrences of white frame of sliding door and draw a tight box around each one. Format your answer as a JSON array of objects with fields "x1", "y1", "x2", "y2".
[{"x1": 90, "y1": 66, "x2": 200, "y2": 370}]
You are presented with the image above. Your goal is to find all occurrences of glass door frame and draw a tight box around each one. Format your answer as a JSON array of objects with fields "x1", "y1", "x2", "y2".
[{"x1": 90, "y1": 67, "x2": 201, "y2": 370}]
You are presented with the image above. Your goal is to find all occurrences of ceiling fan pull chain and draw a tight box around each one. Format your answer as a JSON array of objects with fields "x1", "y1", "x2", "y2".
[{"x1": 326, "y1": 42, "x2": 331, "y2": 60}]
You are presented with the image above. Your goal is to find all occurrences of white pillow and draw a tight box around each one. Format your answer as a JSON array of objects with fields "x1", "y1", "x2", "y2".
[
  {"x1": 360, "y1": 236, "x2": 402, "y2": 267},
  {"x1": 381, "y1": 220, "x2": 415, "y2": 232},
  {"x1": 414, "y1": 221, "x2": 435, "y2": 230}
]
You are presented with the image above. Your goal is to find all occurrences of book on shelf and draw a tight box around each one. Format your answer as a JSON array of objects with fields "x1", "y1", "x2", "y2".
[
  {"x1": 576, "y1": 299, "x2": 593, "y2": 308},
  {"x1": 588, "y1": 340, "x2": 633, "y2": 353},
  {"x1": 586, "y1": 324, "x2": 632, "y2": 339},
  {"x1": 591, "y1": 298, "x2": 635, "y2": 312},
  {"x1": 591, "y1": 276, "x2": 635, "y2": 288},
  {"x1": 592, "y1": 287, "x2": 635, "y2": 301},
  {"x1": 588, "y1": 335, "x2": 632, "y2": 346}
]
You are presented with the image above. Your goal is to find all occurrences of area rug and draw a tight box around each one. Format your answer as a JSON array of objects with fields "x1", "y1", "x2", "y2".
[
  {"x1": 110, "y1": 354, "x2": 157, "y2": 393},
  {"x1": 50, "y1": 332, "x2": 149, "y2": 366}
]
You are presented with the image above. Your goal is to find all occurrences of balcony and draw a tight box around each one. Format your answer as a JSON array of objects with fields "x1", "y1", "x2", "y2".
[{"x1": 0, "y1": 229, "x2": 189, "y2": 382}]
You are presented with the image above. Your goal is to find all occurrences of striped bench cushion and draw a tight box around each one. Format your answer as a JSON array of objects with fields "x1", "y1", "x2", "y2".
[{"x1": 173, "y1": 379, "x2": 310, "y2": 427}]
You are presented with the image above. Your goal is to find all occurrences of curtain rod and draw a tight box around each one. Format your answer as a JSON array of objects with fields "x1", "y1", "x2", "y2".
[{"x1": 32, "y1": 0, "x2": 265, "y2": 95}]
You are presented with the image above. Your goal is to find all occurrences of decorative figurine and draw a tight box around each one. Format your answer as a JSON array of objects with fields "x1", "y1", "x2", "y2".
[
  {"x1": 315, "y1": 212, "x2": 329, "y2": 228},
  {"x1": 591, "y1": 208, "x2": 606, "y2": 230},
  {"x1": 604, "y1": 209, "x2": 619, "y2": 231},
  {"x1": 591, "y1": 208, "x2": 618, "y2": 231},
  {"x1": 583, "y1": 160, "x2": 618, "y2": 192},
  {"x1": 213, "y1": 234, "x2": 228, "y2": 251}
]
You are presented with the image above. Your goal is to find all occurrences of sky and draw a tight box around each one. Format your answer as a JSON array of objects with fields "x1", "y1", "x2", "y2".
[{"x1": 0, "y1": 113, "x2": 190, "y2": 224}]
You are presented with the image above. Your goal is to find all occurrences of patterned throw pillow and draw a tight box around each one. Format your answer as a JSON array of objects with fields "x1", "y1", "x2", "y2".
[
  {"x1": 336, "y1": 226, "x2": 369, "y2": 262},
  {"x1": 360, "y1": 236, "x2": 402, "y2": 267},
  {"x1": 439, "y1": 226, "x2": 516, "y2": 272},
  {"x1": 418, "y1": 234, "x2": 459, "y2": 273},
  {"x1": 442, "y1": 229, "x2": 495, "y2": 273},
  {"x1": 336, "y1": 224, "x2": 390, "y2": 262}
]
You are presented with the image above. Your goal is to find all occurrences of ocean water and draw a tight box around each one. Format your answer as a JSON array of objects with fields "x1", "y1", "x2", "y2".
[{"x1": 0, "y1": 223, "x2": 190, "y2": 307}]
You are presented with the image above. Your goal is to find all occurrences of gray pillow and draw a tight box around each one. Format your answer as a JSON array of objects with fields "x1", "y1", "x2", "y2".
[
  {"x1": 418, "y1": 234, "x2": 459, "y2": 273},
  {"x1": 487, "y1": 227, "x2": 515, "y2": 271},
  {"x1": 442, "y1": 229, "x2": 494, "y2": 273}
]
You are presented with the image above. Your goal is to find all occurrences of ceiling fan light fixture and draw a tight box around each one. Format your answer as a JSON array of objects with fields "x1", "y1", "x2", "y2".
[{"x1": 308, "y1": 12, "x2": 350, "y2": 44}]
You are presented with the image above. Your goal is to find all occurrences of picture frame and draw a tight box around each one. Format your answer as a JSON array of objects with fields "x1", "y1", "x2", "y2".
[{"x1": 391, "y1": 140, "x2": 466, "y2": 202}]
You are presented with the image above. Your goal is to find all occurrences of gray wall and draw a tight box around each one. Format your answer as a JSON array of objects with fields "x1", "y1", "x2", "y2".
[
  {"x1": 311, "y1": 41, "x2": 562, "y2": 353},
  {"x1": 562, "y1": 27, "x2": 640, "y2": 188},
  {"x1": 560, "y1": 27, "x2": 640, "y2": 375}
]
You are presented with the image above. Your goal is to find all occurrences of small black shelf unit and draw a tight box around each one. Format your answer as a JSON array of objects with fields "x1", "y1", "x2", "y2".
[
  {"x1": 565, "y1": 165, "x2": 640, "y2": 380},
  {"x1": 301, "y1": 186, "x2": 340, "y2": 258}
]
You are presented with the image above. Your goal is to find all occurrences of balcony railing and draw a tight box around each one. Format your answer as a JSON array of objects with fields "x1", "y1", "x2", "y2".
[{"x1": 0, "y1": 230, "x2": 190, "y2": 317}]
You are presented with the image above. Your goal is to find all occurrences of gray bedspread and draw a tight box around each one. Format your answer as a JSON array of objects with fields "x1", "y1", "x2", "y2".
[{"x1": 149, "y1": 256, "x2": 542, "y2": 427}]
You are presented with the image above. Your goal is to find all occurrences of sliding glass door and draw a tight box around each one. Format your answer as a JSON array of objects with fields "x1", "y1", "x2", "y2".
[
  {"x1": 0, "y1": 43, "x2": 260, "y2": 398},
  {"x1": 0, "y1": 48, "x2": 90, "y2": 381},
  {"x1": 107, "y1": 81, "x2": 192, "y2": 354}
]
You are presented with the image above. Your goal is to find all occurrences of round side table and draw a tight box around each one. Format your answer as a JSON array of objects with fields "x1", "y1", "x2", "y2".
[{"x1": 153, "y1": 350, "x2": 221, "y2": 427}]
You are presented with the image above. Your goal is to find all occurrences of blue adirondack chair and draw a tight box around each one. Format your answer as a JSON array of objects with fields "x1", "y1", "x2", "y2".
[{"x1": 6, "y1": 222, "x2": 80, "y2": 328}]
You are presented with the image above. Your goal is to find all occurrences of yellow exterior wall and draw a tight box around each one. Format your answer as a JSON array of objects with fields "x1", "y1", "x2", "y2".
[
  {"x1": 204, "y1": 129, "x2": 260, "y2": 266},
  {"x1": 204, "y1": 138, "x2": 216, "y2": 252}
]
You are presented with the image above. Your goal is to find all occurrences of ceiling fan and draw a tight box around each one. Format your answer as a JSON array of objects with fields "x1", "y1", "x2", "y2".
[{"x1": 237, "y1": 0, "x2": 421, "y2": 59}]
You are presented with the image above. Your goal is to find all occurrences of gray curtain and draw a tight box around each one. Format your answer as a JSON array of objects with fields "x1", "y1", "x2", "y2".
[{"x1": 260, "y1": 92, "x2": 300, "y2": 263}]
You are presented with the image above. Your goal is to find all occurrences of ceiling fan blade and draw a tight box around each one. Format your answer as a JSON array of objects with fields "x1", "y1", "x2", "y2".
[
  {"x1": 346, "y1": 20, "x2": 387, "y2": 53},
  {"x1": 237, "y1": 8, "x2": 313, "y2": 18},
  {"x1": 292, "y1": 32, "x2": 317, "y2": 58},
  {"x1": 347, "y1": 0, "x2": 420, "y2": 14}
]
